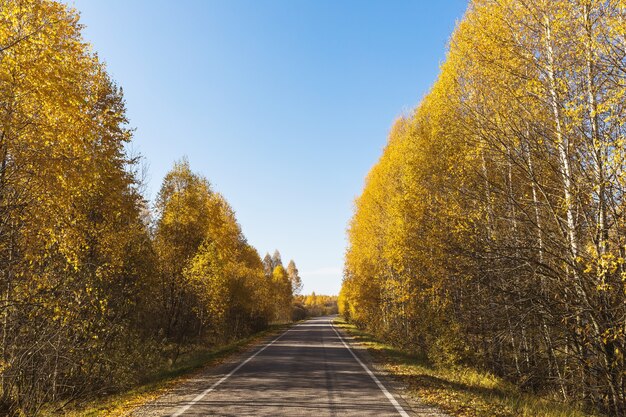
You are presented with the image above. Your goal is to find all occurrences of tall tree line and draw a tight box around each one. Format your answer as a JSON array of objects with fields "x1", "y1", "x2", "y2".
[
  {"x1": 0, "y1": 1, "x2": 296, "y2": 415},
  {"x1": 341, "y1": 0, "x2": 626, "y2": 415},
  {"x1": 261, "y1": 251, "x2": 302, "y2": 322}
]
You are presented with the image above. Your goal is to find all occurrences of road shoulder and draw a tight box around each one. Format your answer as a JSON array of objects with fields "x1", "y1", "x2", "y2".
[
  {"x1": 46, "y1": 325, "x2": 290, "y2": 417},
  {"x1": 331, "y1": 318, "x2": 450, "y2": 417},
  {"x1": 332, "y1": 318, "x2": 601, "y2": 417},
  {"x1": 130, "y1": 324, "x2": 294, "y2": 417}
]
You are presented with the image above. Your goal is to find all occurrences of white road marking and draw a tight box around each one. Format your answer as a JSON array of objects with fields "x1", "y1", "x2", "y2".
[
  {"x1": 170, "y1": 324, "x2": 299, "y2": 417},
  {"x1": 330, "y1": 320, "x2": 411, "y2": 417}
]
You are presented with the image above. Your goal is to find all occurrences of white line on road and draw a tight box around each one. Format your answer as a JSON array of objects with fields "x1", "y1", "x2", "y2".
[
  {"x1": 330, "y1": 320, "x2": 411, "y2": 417},
  {"x1": 170, "y1": 324, "x2": 299, "y2": 417}
]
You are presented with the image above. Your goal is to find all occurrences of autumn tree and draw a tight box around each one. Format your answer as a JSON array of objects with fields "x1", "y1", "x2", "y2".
[
  {"x1": 0, "y1": 0, "x2": 155, "y2": 413},
  {"x1": 0, "y1": 2, "x2": 299, "y2": 415},
  {"x1": 184, "y1": 192, "x2": 274, "y2": 341},
  {"x1": 271, "y1": 249, "x2": 283, "y2": 270},
  {"x1": 341, "y1": 0, "x2": 626, "y2": 414},
  {"x1": 271, "y1": 264, "x2": 293, "y2": 322},
  {"x1": 287, "y1": 260, "x2": 303, "y2": 295},
  {"x1": 153, "y1": 158, "x2": 213, "y2": 345},
  {"x1": 262, "y1": 252, "x2": 273, "y2": 277}
]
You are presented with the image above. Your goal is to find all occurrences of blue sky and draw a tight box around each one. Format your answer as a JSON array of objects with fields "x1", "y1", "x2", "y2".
[{"x1": 68, "y1": 0, "x2": 468, "y2": 295}]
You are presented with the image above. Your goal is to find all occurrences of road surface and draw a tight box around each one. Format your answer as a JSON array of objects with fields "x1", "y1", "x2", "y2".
[{"x1": 134, "y1": 316, "x2": 419, "y2": 416}]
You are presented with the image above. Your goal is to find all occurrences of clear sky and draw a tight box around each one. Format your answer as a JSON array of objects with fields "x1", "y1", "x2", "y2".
[{"x1": 67, "y1": 0, "x2": 468, "y2": 295}]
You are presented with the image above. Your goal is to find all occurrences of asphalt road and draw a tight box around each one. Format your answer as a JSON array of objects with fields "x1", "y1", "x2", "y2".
[{"x1": 138, "y1": 316, "x2": 415, "y2": 417}]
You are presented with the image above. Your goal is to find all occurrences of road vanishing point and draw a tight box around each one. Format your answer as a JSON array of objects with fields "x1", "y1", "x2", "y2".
[{"x1": 135, "y1": 316, "x2": 415, "y2": 416}]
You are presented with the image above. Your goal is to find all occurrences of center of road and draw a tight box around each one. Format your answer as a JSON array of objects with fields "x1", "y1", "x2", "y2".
[{"x1": 161, "y1": 317, "x2": 412, "y2": 417}]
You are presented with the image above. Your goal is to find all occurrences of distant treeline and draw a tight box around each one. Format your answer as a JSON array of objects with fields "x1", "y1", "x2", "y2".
[
  {"x1": 292, "y1": 293, "x2": 339, "y2": 320},
  {"x1": 340, "y1": 1, "x2": 626, "y2": 415},
  {"x1": 0, "y1": 1, "x2": 301, "y2": 415}
]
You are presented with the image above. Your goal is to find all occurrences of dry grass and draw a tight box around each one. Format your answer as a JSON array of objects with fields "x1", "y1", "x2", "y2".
[
  {"x1": 334, "y1": 318, "x2": 603, "y2": 417},
  {"x1": 43, "y1": 324, "x2": 289, "y2": 417}
]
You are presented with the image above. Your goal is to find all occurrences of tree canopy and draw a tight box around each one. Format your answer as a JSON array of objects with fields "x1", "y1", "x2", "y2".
[
  {"x1": 0, "y1": 2, "x2": 299, "y2": 414},
  {"x1": 341, "y1": 1, "x2": 626, "y2": 414}
]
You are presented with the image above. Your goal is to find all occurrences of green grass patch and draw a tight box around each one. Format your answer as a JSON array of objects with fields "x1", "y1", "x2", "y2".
[
  {"x1": 44, "y1": 324, "x2": 290, "y2": 417},
  {"x1": 333, "y1": 318, "x2": 602, "y2": 417}
]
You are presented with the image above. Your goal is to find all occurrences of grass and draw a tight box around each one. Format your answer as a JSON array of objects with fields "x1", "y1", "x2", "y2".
[
  {"x1": 44, "y1": 324, "x2": 290, "y2": 417},
  {"x1": 333, "y1": 318, "x2": 603, "y2": 417}
]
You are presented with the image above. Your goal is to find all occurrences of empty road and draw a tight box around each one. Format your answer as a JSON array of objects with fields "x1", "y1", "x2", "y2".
[{"x1": 135, "y1": 316, "x2": 415, "y2": 416}]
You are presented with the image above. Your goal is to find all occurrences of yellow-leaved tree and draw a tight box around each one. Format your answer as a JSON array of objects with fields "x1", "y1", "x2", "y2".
[
  {"x1": 0, "y1": 0, "x2": 155, "y2": 413},
  {"x1": 341, "y1": 0, "x2": 626, "y2": 413}
]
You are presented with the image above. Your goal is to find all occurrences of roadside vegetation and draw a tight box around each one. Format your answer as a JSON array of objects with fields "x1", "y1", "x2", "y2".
[
  {"x1": 41, "y1": 324, "x2": 289, "y2": 417},
  {"x1": 0, "y1": 2, "x2": 302, "y2": 415},
  {"x1": 340, "y1": 1, "x2": 626, "y2": 415},
  {"x1": 335, "y1": 318, "x2": 601, "y2": 417}
]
